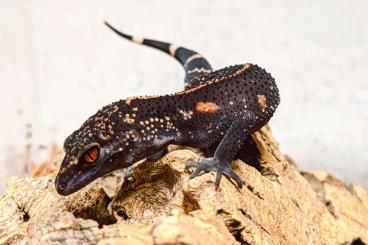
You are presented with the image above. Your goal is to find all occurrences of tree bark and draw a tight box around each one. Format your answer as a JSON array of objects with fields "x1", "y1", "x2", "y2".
[{"x1": 0, "y1": 125, "x2": 367, "y2": 244}]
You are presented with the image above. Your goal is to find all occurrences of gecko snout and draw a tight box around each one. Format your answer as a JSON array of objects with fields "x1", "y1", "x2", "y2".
[{"x1": 54, "y1": 174, "x2": 68, "y2": 195}]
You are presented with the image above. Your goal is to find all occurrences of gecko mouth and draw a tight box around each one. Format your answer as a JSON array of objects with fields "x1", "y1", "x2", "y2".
[
  {"x1": 55, "y1": 173, "x2": 85, "y2": 196},
  {"x1": 54, "y1": 159, "x2": 106, "y2": 196},
  {"x1": 55, "y1": 169, "x2": 95, "y2": 196},
  {"x1": 54, "y1": 150, "x2": 132, "y2": 196}
]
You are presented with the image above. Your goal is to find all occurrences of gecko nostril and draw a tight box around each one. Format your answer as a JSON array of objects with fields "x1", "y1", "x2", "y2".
[
  {"x1": 58, "y1": 182, "x2": 65, "y2": 190},
  {"x1": 55, "y1": 176, "x2": 66, "y2": 191}
]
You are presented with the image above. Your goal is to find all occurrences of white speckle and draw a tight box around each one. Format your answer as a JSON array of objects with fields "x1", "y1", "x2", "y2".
[
  {"x1": 178, "y1": 109, "x2": 193, "y2": 120},
  {"x1": 123, "y1": 114, "x2": 134, "y2": 124}
]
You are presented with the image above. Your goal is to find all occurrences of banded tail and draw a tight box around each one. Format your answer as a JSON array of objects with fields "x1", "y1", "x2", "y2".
[{"x1": 104, "y1": 21, "x2": 213, "y2": 88}]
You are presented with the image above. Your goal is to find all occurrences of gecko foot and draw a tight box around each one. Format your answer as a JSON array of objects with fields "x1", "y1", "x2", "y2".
[
  {"x1": 185, "y1": 158, "x2": 243, "y2": 189},
  {"x1": 123, "y1": 167, "x2": 134, "y2": 181}
]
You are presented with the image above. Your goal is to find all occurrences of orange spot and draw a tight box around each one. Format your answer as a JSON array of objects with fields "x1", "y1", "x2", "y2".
[
  {"x1": 257, "y1": 95, "x2": 267, "y2": 111},
  {"x1": 125, "y1": 97, "x2": 134, "y2": 105},
  {"x1": 195, "y1": 101, "x2": 220, "y2": 113}
]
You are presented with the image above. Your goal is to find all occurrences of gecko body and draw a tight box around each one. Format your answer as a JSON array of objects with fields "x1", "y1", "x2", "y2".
[{"x1": 55, "y1": 22, "x2": 280, "y2": 195}]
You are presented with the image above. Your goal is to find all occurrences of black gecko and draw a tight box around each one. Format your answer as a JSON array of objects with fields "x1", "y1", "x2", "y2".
[{"x1": 55, "y1": 22, "x2": 280, "y2": 195}]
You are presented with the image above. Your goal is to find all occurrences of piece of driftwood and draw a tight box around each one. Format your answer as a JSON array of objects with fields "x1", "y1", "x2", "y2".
[{"x1": 0, "y1": 125, "x2": 367, "y2": 244}]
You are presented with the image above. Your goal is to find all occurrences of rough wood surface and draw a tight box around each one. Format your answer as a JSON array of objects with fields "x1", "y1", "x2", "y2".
[{"x1": 0, "y1": 125, "x2": 367, "y2": 244}]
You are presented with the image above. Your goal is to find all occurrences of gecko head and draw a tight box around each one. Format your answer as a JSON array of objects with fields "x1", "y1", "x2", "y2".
[{"x1": 55, "y1": 103, "x2": 137, "y2": 196}]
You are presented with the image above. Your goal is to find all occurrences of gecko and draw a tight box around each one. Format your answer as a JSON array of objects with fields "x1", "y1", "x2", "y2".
[{"x1": 55, "y1": 22, "x2": 280, "y2": 195}]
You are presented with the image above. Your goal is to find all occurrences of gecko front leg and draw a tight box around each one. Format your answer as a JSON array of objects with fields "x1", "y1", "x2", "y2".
[{"x1": 185, "y1": 112, "x2": 256, "y2": 188}]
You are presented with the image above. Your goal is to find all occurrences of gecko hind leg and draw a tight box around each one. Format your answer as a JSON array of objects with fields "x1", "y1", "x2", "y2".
[
  {"x1": 185, "y1": 112, "x2": 256, "y2": 189},
  {"x1": 200, "y1": 137, "x2": 261, "y2": 171},
  {"x1": 186, "y1": 137, "x2": 260, "y2": 188}
]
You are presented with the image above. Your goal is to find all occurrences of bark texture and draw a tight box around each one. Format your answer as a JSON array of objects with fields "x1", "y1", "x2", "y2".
[{"x1": 0, "y1": 125, "x2": 367, "y2": 245}]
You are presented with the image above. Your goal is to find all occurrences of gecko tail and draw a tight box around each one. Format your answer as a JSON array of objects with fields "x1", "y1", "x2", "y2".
[
  {"x1": 104, "y1": 21, "x2": 170, "y2": 53},
  {"x1": 104, "y1": 21, "x2": 213, "y2": 85}
]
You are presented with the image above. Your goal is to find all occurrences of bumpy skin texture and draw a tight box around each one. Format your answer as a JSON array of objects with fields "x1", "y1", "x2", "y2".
[{"x1": 55, "y1": 23, "x2": 280, "y2": 195}]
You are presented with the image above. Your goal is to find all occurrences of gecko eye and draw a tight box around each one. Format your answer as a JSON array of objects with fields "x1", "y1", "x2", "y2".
[{"x1": 82, "y1": 145, "x2": 100, "y2": 164}]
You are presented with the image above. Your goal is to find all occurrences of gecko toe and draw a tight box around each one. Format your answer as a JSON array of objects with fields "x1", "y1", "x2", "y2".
[
  {"x1": 187, "y1": 159, "x2": 213, "y2": 179},
  {"x1": 185, "y1": 158, "x2": 243, "y2": 188},
  {"x1": 215, "y1": 168, "x2": 223, "y2": 189},
  {"x1": 185, "y1": 159, "x2": 198, "y2": 170},
  {"x1": 223, "y1": 169, "x2": 244, "y2": 188}
]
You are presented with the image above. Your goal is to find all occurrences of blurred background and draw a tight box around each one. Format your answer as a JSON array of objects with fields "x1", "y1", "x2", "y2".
[{"x1": 0, "y1": 0, "x2": 367, "y2": 192}]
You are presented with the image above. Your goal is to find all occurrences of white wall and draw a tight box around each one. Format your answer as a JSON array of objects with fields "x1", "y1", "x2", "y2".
[{"x1": 0, "y1": 0, "x2": 367, "y2": 192}]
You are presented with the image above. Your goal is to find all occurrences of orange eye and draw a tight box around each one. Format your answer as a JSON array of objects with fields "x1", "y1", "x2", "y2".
[{"x1": 83, "y1": 146, "x2": 100, "y2": 164}]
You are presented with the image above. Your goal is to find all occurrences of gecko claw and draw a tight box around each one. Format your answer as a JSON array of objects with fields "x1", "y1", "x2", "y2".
[{"x1": 185, "y1": 158, "x2": 243, "y2": 188}]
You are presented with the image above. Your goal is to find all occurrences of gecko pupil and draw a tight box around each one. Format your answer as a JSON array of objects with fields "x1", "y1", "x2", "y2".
[{"x1": 83, "y1": 146, "x2": 100, "y2": 164}]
